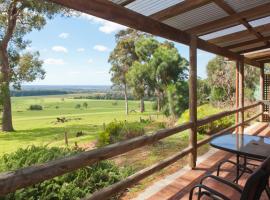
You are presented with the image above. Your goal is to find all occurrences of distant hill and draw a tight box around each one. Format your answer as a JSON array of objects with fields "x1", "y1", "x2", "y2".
[{"x1": 11, "y1": 85, "x2": 112, "y2": 97}]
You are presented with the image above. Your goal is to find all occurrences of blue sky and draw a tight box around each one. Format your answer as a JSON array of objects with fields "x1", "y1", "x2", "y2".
[{"x1": 25, "y1": 13, "x2": 215, "y2": 86}]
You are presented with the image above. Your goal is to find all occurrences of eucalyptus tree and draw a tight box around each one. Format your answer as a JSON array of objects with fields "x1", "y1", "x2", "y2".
[
  {"x1": 127, "y1": 37, "x2": 159, "y2": 113},
  {"x1": 109, "y1": 28, "x2": 145, "y2": 115},
  {"x1": 207, "y1": 56, "x2": 260, "y2": 103},
  {"x1": 0, "y1": 0, "x2": 68, "y2": 131},
  {"x1": 149, "y1": 41, "x2": 188, "y2": 112}
]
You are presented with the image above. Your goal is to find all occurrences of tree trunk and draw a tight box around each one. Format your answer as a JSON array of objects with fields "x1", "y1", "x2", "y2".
[
  {"x1": 157, "y1": 96, "x2": 160, "y2": 112},
  {"x1": 124, "y1": 83, "x2": 129, "y2": 115},
  {"x1": 0, "y1": 48, "x2": 14, "y2": 131},
  {"x1": 140, "y1": 98, "x2": 145, "y2": 113}
]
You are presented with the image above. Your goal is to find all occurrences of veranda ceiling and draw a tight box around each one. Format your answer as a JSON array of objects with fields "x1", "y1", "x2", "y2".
[{"x1": 110, "y1": 0, "x2": 270, "y2": 64}]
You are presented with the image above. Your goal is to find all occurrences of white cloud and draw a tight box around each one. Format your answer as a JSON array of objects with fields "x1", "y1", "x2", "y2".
[
  {"x1": 88, "y1": 59, "x2": 93, "y2": 63},
  {"x1": 77, "y1": 48, "x2": 85, "y2": 52},
  {"x1": 93, "y1": 45, "x2": 109, "y2": 52},
  {"x1": 77, "y1": 13, "x2": 126, "y2": 34},
  {"x1": 59, "y1": 33, "x2": 69, "y2": 39},
  {"x1": 52, "y1": 46, "x2": 68, "y2": 53},
  {"x1": 44, "y1": 58, "x2": 65, "y2": 65}
]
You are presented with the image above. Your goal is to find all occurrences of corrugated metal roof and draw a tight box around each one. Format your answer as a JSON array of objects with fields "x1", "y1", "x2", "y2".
[
  {"x1": 225, "y1": 0, "x2": 270, "y2": 12},
  {"x1": 163, "y1": 2, "x2": 228, "y2": 30},
  {"x1": 218, "y1": 35, "x2": 257, "y2": 47},
  {"x1": 125, "y1": 0, "x2": 185, "y2": 16},
  {"x1": 200, "y1": 24, "x2": 246, "y2": 41},
  {"x1": 250, "y1": 16, "x2": 270, "y2": 28},
  {"x1": 108, "y1": 0, "x2": 270, "y2": 54}
]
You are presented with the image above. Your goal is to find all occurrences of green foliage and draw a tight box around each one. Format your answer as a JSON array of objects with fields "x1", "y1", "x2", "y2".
[
  {"x1": 163, "y1": 82, "x2": 189, "y2": 117},
  {"x1": 179, "y1": 104, "x2": 234, "y2": 135},
  {"x1": 75, "y1": 104, "x2": 81, "y2": 109},
  {"x1": 98, "y1": 121, "x2": 145, "y2": 146},
  {"x1": 82, "y1": 102, "x2": 88, "y2": 109},
  {"x1": 197, "y1": 78, "x2": 210, "y2": 105},
  {"x1": 28, "y1": 104, "x2": 43, "y2": 110},
  {"x1": 206, "y1": 56, "x2": 260, "y2": 103},
  {"x1": 0, "y1": 146, "x2": 130, "y2": 200}
]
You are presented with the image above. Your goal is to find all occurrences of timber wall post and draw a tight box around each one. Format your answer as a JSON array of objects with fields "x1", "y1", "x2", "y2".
[
  {"x1": 260, "y1": 63, "x2": 264, "y2": 122},
  {"x1": 189, "y1": 35, "x2": 197, "y2": 168},
  {"x1": 239, "y1": 60, "x2": 244, "y2": 133}
]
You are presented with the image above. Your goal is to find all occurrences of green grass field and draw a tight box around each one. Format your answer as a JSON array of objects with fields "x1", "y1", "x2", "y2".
[{"x1": 0, "y1": 95, "x2": 158, "y2": 155}]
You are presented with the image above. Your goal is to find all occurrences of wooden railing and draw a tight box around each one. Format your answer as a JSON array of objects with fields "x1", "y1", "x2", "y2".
[{"x1": 0, "y1": 102, "x2": 263, "y2": 199}]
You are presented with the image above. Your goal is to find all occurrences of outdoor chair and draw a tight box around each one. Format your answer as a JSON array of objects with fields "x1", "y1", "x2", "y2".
[
  {"x1": 189, "y1": 155, "x2": 270, "y2": 200},
  {"x1": 216, "y1": 155, "x2": 262, "y2": 182}
]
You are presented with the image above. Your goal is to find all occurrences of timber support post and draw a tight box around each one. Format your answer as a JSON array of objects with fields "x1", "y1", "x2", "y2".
[
  {"x1": 189, "y1": 35, "x2": 197, "y2": 168},
  {"x1": 239, "y1": 60, "x2": 244, "y2": 133},
  {"x1": 260, "y1": 63, "x2": 264, "y2": 122},
  {"x1": 235, "y1": 61, "x2": 239, "y2": 133}
]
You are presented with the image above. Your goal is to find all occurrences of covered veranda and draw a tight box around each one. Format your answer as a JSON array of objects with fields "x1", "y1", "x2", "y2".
[{"x1": 1, "y1": 0, "x2": 270, "y2": 199}]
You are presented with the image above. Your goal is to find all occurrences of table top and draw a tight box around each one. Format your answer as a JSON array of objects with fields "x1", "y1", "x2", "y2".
[{"x1": 210, "y1": 133, "x2": 270, "y2": 159}]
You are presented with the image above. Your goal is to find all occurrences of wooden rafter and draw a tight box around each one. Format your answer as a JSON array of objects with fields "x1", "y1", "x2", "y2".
[
  {"x1": 186, "y1": 3, "x2": 270, "y2": 36},
  {"x1": 225, "y1": 35, "x2": 270, "y2": 50},
  {"x1": 150, "y1": 0, "x2": 211, "y2": 21},
  {"x1": 236, "y1": 44, "x2": 270, "y2": 54},
  {"x1": 260, "y1": 58, "x2": 270, "y2": 63},
  {"x1": 254, "y1": 55, "x2": 270, "y2": 61},
  {"x1": 212, "y1": 0, "x2": 269, "y2": 46},
  {"x1": 208, "y1": 23, "x2": 270, "y2": 45},
  {"x1": 119, "y1": 0, "x2": 135, "y2": 7}
]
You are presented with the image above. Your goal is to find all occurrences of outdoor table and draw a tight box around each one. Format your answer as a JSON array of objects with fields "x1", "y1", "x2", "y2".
[{"x1": 210, "y1": 133, "x2": 270, "y2": 182}]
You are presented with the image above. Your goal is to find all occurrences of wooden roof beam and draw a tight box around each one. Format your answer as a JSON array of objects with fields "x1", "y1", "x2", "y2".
[
  {"x1": 208, "y1": 23, "x2": 270, "y2": 45},
  {"x1": 212, "y1": 0, "x2": 269, "y2": 46},
  {"x1": 260, "y1": 58, "x2": 270, "y2": 63},
  {"x1": 186, "y1": 3, "x2": 270, "y2": 36},
  {"x1": 236, "y1": 44, "x2": 270, "y2": 54},
  {"x1": 46, "y1": 0, "x2": 260, "y2": 67},
  {"x1": 150, "y1": 0, "x2": 212, "y2": 21},
  {"x1": 225, "y1": 35, "x2": 270, "y2": 50}
]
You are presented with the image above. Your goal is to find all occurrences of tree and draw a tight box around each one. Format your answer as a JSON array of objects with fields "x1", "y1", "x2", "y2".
[
  {"x1": 127, "y1": 36, "x2": 159, "y2": 113},
  {"x1": 206, "y1": 56, "x2": 260, "y2": 103},
  {"x1": 197, "y1": 78, "x2": 211, "y2": 105},
  {"x1": 127, "y1": 61, "x2": 150, "y2": 112},
  {"x1": 149, "y1": 41, "x2": 188, "y2": 112},
  {"x1": 83, "y1": 102, "x2": 88, "y2": 109},
  {"x1": 109, "y1": 29, "x2": 145, "y2": 115},
  {"x1": 0, "y1": 0, "x2": 68, "y2": 131}
]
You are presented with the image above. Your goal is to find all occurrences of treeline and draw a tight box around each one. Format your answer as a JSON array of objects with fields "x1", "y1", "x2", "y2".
[
  {"x1": 10, "y1": 90, "x2": 70, "y2": 97},
  {"x1": 73, "y1": 92, "x2": 154, "y2": 101}
]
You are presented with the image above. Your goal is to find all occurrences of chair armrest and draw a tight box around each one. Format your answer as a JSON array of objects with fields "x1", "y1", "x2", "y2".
[
  {"x1": 189, "y1": 184, "x2": 231, "y2": 200},
  {"x1": 200, "y1": 175, "x2": 242, "y2": 193}
]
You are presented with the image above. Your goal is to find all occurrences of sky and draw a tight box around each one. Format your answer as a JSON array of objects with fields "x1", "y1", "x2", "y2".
[{"x1": 25, "y1": 13, "x2": 216, "y2": 86}]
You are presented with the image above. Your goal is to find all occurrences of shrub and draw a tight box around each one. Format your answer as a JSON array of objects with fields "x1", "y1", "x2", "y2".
[
  {"x1": 98, "y1": 121, "x2": 145, "y2": 146},
  {"x1": 75, "y1": 104, "x2": 81, "y2": 109},
  {"x1": 0, "y1": 146, "x2": 131, "y2": 200},
  {"x1": 28, "y1": 104, "x2": 43, "y2": 110},
  {"x1": 179, "y1": 104, "x2": 234, "y2": 135}
]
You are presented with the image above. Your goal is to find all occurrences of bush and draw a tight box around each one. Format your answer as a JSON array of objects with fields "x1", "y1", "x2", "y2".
[
  {"x1": 98, "y1": 121, "x2": 145, "y2": 146},
  {"x1": 0, "y1": 146, "x2": 131, "y2": 200},
  {"x1": 75, "y1": 104, "x2": 81, "y2": 109},
  {"x1": 28, "y1": 104, "x2": 43, "y2": 110},
  {"x1": 179, "y1": 104, "x2": 234, "y2": 135}
]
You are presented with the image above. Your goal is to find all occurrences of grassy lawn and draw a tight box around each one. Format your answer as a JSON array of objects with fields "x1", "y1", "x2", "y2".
[{"x1": 0, "y1": 95, "x2": 159, "y2": 155}]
